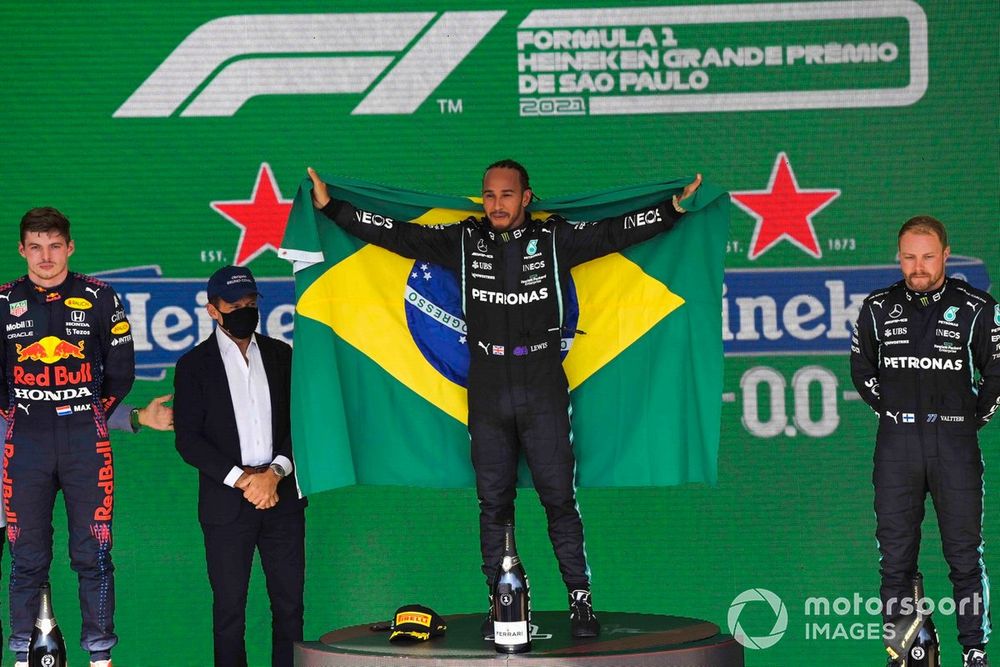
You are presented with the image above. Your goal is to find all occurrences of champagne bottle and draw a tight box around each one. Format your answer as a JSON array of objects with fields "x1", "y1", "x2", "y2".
[
  {"x1": 907, "y1": 615, "x2": 940, "y2": 667},
  {"x1": 907, "y1": 574, "x2": 940, "y2": 667},
  {"x1": 29, "y1": 582, "x2": 67, "y2": 667},
  {"x1": 491, "y1": 520, "x2": 531, "y2": 654}
]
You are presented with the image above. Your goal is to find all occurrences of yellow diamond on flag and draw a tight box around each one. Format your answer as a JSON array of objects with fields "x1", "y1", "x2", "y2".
[
  {"x1": 297, "y1": 244, "x2": 470, "y2": 423},
  {"x1": 296, "y1": 210, "x2": 684, "y2": 426},
  {"x1": 563, "y1": 255, "x2": 684, "y2": 389}
]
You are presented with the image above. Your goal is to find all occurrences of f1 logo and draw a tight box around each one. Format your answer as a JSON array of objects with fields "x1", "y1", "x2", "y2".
[{"x1": 114, "y1": 11, "x2": 504, "y2": 117}]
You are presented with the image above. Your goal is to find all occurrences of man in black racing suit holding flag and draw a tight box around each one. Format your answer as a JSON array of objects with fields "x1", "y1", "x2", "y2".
[
  {"x1": 308, "y1": 161, "x2": 701, "y2": 638},
  {"x1": 0, "y1": 207, "x2": 134, "y2": 667},
  {"x1": 851, "y1": 215, "x2": 999, "y2": 667}
]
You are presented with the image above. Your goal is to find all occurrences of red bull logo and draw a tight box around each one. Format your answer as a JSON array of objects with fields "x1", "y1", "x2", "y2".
[
  {"x1": 52, "y1": 339, "x2": 86, "y2": 359},
  {"x1": 12, "y1": 363, "x2": 92, "y2": 387},
  {"x1": 15, "y1": 336, "x2": 85, "y2": 364},
  {"x1": 94, "y1": 440, "x2": 113, "y2": 521},
  {"x1": 3, "y1": 442, "x2": 15, "y2": 525}
]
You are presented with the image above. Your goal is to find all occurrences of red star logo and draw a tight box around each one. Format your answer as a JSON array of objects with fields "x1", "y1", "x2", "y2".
[
  {"x1": 732, "y1": 153, "x2": 840, "y2": 260},
  {"x1": 211, "y1": 163, "x2": 291, "y2": 266}
]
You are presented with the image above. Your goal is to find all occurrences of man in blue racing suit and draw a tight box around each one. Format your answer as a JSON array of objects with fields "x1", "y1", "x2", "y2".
[{"x1": 0, "y1": 207, "x2": 135, "y2": 667}]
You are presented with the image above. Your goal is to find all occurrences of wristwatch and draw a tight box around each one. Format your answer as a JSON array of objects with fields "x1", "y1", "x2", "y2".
[
  {"x1": 269, "y1": 462, "x2": 288, "y2": 478},
  {"x1": 129, "y1": 407, "x2": 141, "y2": 433}
]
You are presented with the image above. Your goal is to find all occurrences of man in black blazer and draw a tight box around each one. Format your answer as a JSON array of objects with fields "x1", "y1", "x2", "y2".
[{"x1": 174, "y1": 265, "x2": 307, "y2": 667}]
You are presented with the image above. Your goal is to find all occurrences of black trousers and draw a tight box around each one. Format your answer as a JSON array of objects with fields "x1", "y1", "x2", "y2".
[
  {"x1": 201, "y1": 504, "x2": 305, "y2": 667},
  {"x1": 469, "y1": 357, "x2": 589, "y2": 591},
  {"x1": 874, "y1": 430, "x2": 991, "y2": 648}
]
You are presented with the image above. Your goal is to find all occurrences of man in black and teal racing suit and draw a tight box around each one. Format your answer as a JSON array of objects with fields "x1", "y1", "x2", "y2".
[
  {"x1": 308, "y1": 161, "x2": 701, "y2": 639},
  {"x1": 851, "y1": 215, "x2": 999, "y2": 667}
]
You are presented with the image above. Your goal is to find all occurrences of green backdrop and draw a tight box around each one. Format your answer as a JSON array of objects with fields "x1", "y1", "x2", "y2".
[{"x1": 1, "y1": 1, "x2": 996, "y2": 664}]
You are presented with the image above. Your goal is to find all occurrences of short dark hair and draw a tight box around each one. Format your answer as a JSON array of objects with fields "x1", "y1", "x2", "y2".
[
  {"x1": 21, "y1": 207, "x2": 71, "y2": 244},
  {"x1": 484, "y1": 159, "x2": 531, "y2": 192},
  {"x1": 898, "y1": 215, "x2": 948, "y2": 248}
]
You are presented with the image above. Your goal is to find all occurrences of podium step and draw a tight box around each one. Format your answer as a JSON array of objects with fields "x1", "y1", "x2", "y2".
[{"x1": 296, "y1": 611, "x2": 744, "y2": 666}]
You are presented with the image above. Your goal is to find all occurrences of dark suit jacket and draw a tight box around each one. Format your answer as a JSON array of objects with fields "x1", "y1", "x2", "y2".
[{"x1": 174, "y1": 331, "x2": 307, "y2": 525}]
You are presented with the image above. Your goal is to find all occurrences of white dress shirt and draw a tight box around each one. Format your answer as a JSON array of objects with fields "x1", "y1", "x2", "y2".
[{"x1": 217, "y1": 331, "x2": 293, "y2": 487}]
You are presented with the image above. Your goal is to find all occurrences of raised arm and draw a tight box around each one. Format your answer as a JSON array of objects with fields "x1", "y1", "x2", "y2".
[
  {"x1": 308, "y1": 167, "x2": 463, "y2": 270},
  {"x1": 556, "y1": 174, "x2": 702, "y2": 267}
]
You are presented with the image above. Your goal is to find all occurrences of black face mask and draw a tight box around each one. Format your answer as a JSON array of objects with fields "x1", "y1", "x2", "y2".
[{"x1": 220, "y1": 306, "x2": 259, "y2": 340}]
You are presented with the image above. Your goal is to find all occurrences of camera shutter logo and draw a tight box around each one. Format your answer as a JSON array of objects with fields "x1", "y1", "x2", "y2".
[{"x1": 727, "y1": 588, "x2": 788, "y2": 649}]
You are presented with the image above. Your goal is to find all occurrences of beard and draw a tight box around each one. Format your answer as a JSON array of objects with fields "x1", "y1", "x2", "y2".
[{"x1": 905, "y1": 271, "x2": 941, "y2": 291}]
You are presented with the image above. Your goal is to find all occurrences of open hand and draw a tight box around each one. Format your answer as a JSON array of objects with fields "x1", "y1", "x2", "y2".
[{"x1": 139, "y1": 394, "x2": 173, "y2": 431}]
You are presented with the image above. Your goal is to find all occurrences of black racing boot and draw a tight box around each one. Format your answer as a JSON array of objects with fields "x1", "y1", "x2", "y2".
[
  {"x1": 964, "y1": 648, "x2": 990, "y2": 667},
  {"x1": 569, "y1": 589, "x2": 600, "y2": 638}
]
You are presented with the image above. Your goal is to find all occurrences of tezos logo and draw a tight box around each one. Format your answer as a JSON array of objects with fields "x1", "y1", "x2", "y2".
[
  {"x1": 943, "y1": 306, "x2": 959, "y2": 322},
  {"x1": 728, "y1": 588, "x2": 788, "y2": 650}
]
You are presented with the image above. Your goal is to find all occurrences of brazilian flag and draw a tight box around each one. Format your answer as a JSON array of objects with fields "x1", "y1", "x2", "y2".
[{"x1": 279, "y1": 173, "x2": 729, "y2": 494}]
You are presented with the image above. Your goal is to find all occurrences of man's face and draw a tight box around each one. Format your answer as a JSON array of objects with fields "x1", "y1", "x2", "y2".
[
  {"x1": 206, "y1": 294, "x2": 258, "y2": 326},
  {"x1": 19, "y1": 230, "x2": 74, "y2": 287},
  {"x1": 898, "y1": 230, "x2": 949, "y2": 292},
  {"x1": 482, "y1": 167, "x2": 532, "y2": 232}
]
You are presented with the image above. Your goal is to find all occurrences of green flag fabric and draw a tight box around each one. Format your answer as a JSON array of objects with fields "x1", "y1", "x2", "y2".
[{"x1": 280, "y1": 173, "x2": 729, "y2": 495}]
